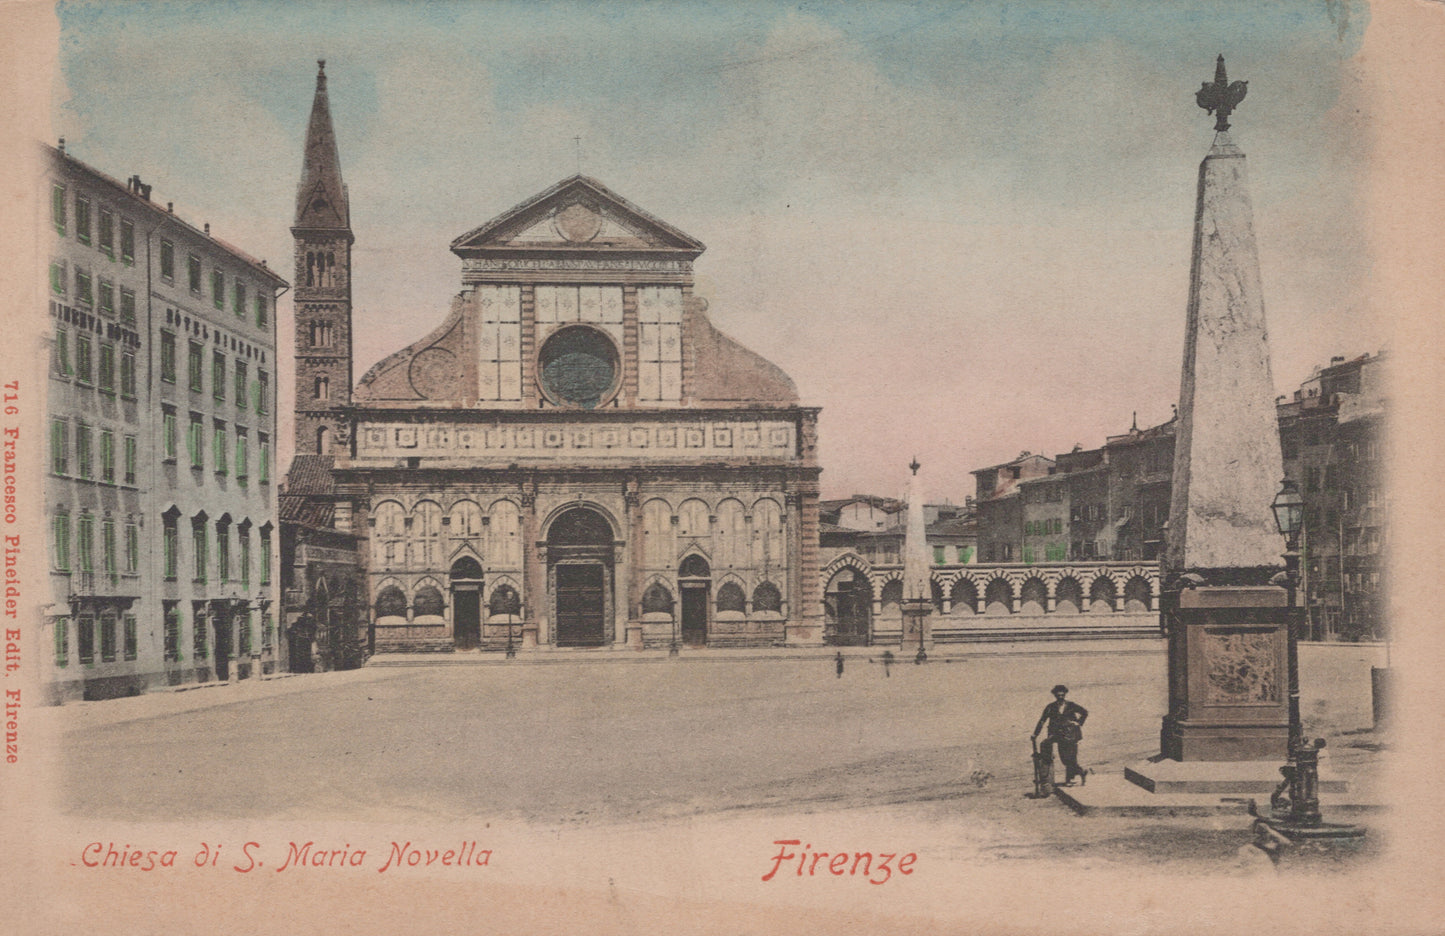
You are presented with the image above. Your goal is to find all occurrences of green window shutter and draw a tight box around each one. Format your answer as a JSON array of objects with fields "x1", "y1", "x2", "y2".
[{"x1": 52, "y1": 185, "x2": 66, "y2": 234}]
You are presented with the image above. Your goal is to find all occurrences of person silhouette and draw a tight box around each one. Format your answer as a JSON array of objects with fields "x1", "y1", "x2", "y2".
[{"x1": 1031, "y1": 684, "x2": 1089, "y2": 786}]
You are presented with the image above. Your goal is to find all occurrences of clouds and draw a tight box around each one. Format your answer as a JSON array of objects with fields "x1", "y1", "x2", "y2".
[{"x1": 51, "y1": 0, "x2": 1378, "y2": 500}]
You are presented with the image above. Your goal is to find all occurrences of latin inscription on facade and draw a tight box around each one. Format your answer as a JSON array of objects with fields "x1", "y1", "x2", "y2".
[{"x1": 355, "y1": 420, "x2": 795, "y2": 463}]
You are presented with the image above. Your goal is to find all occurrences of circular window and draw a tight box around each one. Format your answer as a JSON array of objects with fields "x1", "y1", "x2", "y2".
[{"x1": 538, "y1": 326, "x2": 619, "y2": 409}]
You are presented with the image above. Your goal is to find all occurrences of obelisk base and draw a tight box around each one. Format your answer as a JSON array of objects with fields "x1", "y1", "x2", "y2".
[
  {"x1": 1160, "y1": 585, "x2": 1290, "y2": 761},
  {"x1": 901, "y1": 600, "x2": 933, "y2": 653}
]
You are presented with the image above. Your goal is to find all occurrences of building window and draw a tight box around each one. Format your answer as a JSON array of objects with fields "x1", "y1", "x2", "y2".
[
  {"x1": 192, "y1": 519, "x2": 207, "y2": 583},
  {"x1": 310, "y1": 321, "x2": 333, "y2": 347},
  {"x1": 262, "y1": 613, "x2": 274, "y2": 651},
  {"x1": 120, "y1": 350, "x2": 136, "y2": 398},
  {"x1": 256, "y1": 370, "x2": 269, "y2": 414},
  {"x1": 76, "y1": 423, "x2": 92, "y2": 479},
  {"x1": 75, "y1": 334, "x2": 92, "y2": 385},
  {"x1": 315, "y1": 376, "x2": 329, "y2": 401},
  {"x1": 98, "y1": 208, "x2": 114, "y2": 256},
  {"x1": 234, "y1": 281, "x2": 246, "y2": 319},
  {"x1": 76, "y1": 512, "x2": 94, "y2": 573},
  {"x1": 99, "y1": 612, "x2": 116, "y2": 662},
  {"x1": 258, "y1": 434, "x2": 269, "y2": 484},
  {"x1": 54, "y1": 327, "x2": 70, "y2": 377},
  {"x1": 98, "y1": 280, "x2": 114, "y2": 317},
  {"x1": 92, "y1": 614, "x2": 119, "y2": 666},
  {"x1": 120, "y1": 219, "x2": 135, "y2": 265},
  {"x1": 932, "y1": 545, "x2": 945, "y2": 565},
  {"x1": 213, "y1": 421, "x2": 227, "y2": 475},
  {"x1": 162, "y1": 515, "x2": 178, "y2": 580},
  {"x1": 123, "y1": 613, "x2": 137, "y2": 661},
  {"x1": 160, "y1": 240, "x2": 175, "y2": 280},
  {"x1": 216, "y1": 521, "x2": 229, "y2": 583},
  {"x1": 212, "y1": 270, "x2": 225, "y2": 309},
  {"x1": 78, "y1": 615, "x2": 94, "y2": 665},
  {"x1": 188, "y1": 254, "x2": 202, "y2": 293},
  {"x1": 54, "y1": 618, "x2": 68, "y2": 667},
  {"x1": 164, "y1": 604, "x2": 181, "y2": 662},
  {"x1": 212, "y1": 351, "x2": 226, "y2": 401},
  {"x1": 235, "y1": 429, "x2": 248, "y2": 481},
  {"x1": 75, "y1": 268, "x2": 93, "y2": 306},
  {"x1": 50, "y1": 418, "x2": 68, "y2": 475},
  {"x1": 49, "y1": 260, "x2": 66, "y2": 296},
  {"x1": 98, "y1": 343, "x2": 115, "y2": 394},
  {"x1": 51, "y1": 184, "x2": 66, "y2": 235},
  {"x1": 192, "y1": 604, "x2": 208, "y2": 660},
  {"x1": 187, "y1": 413, "x2": 204, "y2": 469},
  {"x1": 188, "y1": 340, "x2": 203, "y2": 392},
  {"x1": 957, "y1": 545, "x2": 973, "y2": 564},
  {"x1": 159, "y1": 330, "x2": 176, "y2": 383},
  {"x1": 99, "y1": 430, "x2": 114, "y2": 483},
  {"x1": 255, "y1": 292, "x2": 268, "y2": 328},
  {"x1": 238, "y1": 528, "x2": 250, "y2": 586},
  {"x1": 102, "y1": 517, "x2": 116, "y2": 582},
  {"x1": 52, "y1": 508, "x2": 69, "y2": 571},
  {"x1": 234, "y1": 360, "x2": 247, "y2": 409},
  {"x1": 76, "y1": 197, "x2": 92, "y2": 245},
  {"x1": 259, "y1": 527, "x2": 271, "y2": 585},
  {"x1": 239, "y1": 612, "x2": 252, "y2": 657},
  {"x1": 124, "y1": 521, "x2": 138, "y2": 573},
  {"x1": 162, "y1": 407, "x2": 177, "y2": 461}
]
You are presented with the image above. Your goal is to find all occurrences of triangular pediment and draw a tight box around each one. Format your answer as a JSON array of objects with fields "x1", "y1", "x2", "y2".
[{"x1": 451, "y1": 176, "x2": 705, "y2": 257}]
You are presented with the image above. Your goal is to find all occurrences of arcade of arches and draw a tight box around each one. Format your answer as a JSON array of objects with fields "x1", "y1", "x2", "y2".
[
  {"x1": 821, "y1": 556, "x2": 1161, "y2": 644},
  {"x1": 360, "y1": 488, "x2": 814, "y2": 651}
]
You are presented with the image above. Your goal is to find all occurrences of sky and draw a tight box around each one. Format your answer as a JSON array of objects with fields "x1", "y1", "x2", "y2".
[{"x1": 48, "y1": 0, "x2": 1381, "y2": 502}]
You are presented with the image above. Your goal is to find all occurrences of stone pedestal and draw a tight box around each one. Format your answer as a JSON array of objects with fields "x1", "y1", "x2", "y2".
[
  {"x1": 901, "y1": 599, "x2": 933, "y2": 652},
  {"x1": 520, "y1": 625, "x2": 539, "y2": 649},
  {"x1": 1160, "y1": 585, "x2": 1289, "y2": 761}
]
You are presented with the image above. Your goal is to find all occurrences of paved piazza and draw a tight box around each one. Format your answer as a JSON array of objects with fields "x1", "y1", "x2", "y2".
[{"x1": 52, "y1": 641, "x2": 1381, "y2": 826}]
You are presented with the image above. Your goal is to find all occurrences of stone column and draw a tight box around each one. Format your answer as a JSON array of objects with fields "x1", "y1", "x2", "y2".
[
  {"x1": 623, "y1": 481, "x2": 644, "y2": 649},
  {"x1": 520, "y1": 486, "x2": 542, "y2": 649}
]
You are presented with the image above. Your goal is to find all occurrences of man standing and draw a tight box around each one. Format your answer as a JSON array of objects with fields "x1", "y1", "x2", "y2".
[{"x1": 1032, "y1": 685, "x2": 1089, "y2": 786}]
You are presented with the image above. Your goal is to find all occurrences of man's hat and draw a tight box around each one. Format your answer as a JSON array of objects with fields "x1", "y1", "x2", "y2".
[{"x1": 1051, "y1": 684, "x2": 1068, "y2": 694}]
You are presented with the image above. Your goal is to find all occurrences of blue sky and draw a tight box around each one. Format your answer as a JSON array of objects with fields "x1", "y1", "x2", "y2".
[{"x1": 51, "y1": 0, "x2": 1379, "y2": 500}]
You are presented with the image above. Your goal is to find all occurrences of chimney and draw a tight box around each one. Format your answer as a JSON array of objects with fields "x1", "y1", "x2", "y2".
[
  {"x1": 1330, "y1": 355, "x2": 1345, "y2": 365},
  {"x1": 204, "y1": 223, "x2": 210, "y2": 236},
  {"x1": 167, "y1": 202, "x2": 174, "y2": 213},
  {"x1": 58, "y1": 137, "x2": 66, "y2": 155}
]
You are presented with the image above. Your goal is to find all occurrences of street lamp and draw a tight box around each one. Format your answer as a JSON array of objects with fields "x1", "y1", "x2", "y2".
[{"x1": 1258, "y1": 479, "x2": 1363, "y2": 842}]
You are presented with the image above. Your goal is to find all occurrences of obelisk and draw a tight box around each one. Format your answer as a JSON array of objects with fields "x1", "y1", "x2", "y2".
[
  {"x1": 1157, "y1": 56, "x2": 1290, "y2": 763},
  {"x1": 900, "y1": 458, "x2": 933, "y2": 657}
]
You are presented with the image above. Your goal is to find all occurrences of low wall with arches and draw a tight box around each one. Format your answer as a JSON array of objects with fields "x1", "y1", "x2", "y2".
[{"x1": 821, "y1": 554, "x2": 1162, "y2": 644}]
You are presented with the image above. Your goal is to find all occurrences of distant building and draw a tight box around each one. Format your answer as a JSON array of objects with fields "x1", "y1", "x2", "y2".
[
  {"x1": 969, "y1": 351, "x2": 1388, "y2": 640},
  {"x1": 818, "y1": 497, "x2": 977, "y2": 645},
  {"x1": 1278, "y1": 352, "x2": 1388, "y2": 640},
  {"x1": 279, "y1": 455, "x2": 365, "y2": 671},
  {"x1": 971, "y1": 452, "x2": 1055, "y2": 563},
  {"x1": 42, "y1": 142, "x2": 287, "y2": 702}
]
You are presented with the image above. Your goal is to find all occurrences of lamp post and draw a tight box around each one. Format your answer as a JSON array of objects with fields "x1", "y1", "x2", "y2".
[{"x1": 1261, "y1": 479, "x2": 1363, "y2": 842}]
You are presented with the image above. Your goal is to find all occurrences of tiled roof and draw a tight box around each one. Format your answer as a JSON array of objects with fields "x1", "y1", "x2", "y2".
[{"x1": 283, "y1": 454, "x2": 335, "y2": 495}]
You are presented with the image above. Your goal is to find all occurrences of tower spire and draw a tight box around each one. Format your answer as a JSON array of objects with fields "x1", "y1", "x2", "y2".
[
  {"x1": 294, "y1": 58, "x2": 350, "y2": 234},
  {"x1": 292, "y1": 61, "x2": 355, "y2": 457}
]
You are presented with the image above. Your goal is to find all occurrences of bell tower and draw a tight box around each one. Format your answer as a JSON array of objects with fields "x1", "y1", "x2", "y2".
[{"x1": 292, "y1": 59, "x2": 354, "y2": 456}]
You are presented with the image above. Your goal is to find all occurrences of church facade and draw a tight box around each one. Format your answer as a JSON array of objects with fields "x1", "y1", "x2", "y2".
[{"x1": 286, "y1": 63, "x2": 822, "y2": 653}]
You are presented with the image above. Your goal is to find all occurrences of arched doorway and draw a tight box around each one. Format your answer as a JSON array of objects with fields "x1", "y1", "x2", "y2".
[
  {"x1": 548, "y1": 508, "x2": 614, "y2": 647},
  {"x1": 678, "y1": 553, "x2": 711, "y2": 647},
  {"x1": 449, "y1": 556, "x2": 484, "y2": 649},
  {"x1": 824, "y1": 567, "x2": 872, "y2": 645}
]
